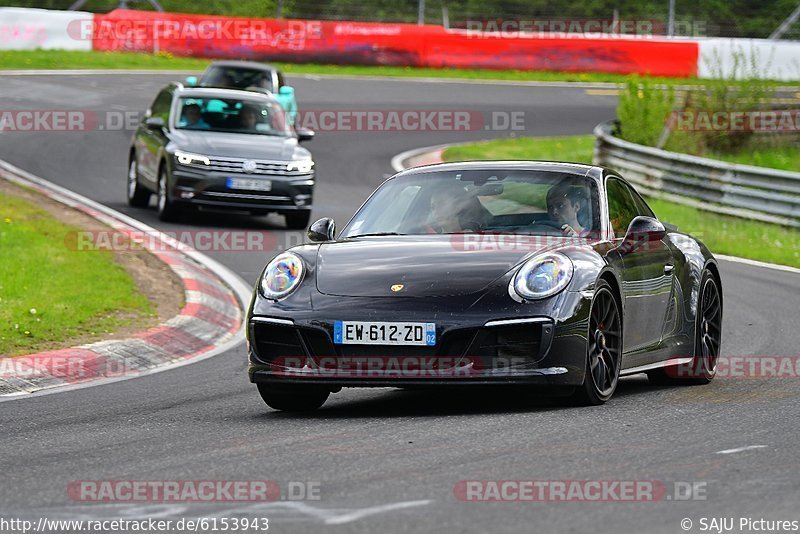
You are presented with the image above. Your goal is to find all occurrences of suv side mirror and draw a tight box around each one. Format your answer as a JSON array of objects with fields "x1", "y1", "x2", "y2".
[
  {"x1": 308, "y1": 217, "x2": 335, "y2": 242},
  {"x1": 296, "y1": 127, "x2": 315, "y2": 142},
  {"x1": 145, "y1": 117, "x2": 165, "y2": 131},
  {"x1": 619, "y1": 216, "x2": 666, "y2": 253}
]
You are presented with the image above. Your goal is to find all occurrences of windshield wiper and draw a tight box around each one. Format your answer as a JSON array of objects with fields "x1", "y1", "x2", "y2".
[{"x1": 347, "y1": 232, "x2": 405, "y2": 238}]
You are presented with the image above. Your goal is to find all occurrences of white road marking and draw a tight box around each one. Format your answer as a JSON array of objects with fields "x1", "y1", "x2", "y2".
[
  {"x1": 716, "y1": 445, "x2": 768, "y2": 455},
  {"x1": 324, "y1": 500, "x2": 432, "y2": 525},
  {"x1": 717, "y1": 254, "x2": 800, "y2": 275}
]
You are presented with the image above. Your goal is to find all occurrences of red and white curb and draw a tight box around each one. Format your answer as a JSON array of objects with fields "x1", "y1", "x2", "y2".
[
  {"x1": 392, "y1": 142, "x2": 800, "y2": 276},
  {"x1": 0, "y1": 160, "x2": 251, "y2": 400}
]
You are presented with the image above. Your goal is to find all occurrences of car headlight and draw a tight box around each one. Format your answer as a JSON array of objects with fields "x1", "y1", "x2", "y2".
[
  {"x1": 287, "y1": 160, "x2": 314, "y2": 173},
  {"x1": 511, "y1": 252, "x2": 573, "y2": 300},
  {"x1": 175, "y1": 150, "x2": 210, "y2": 166},
  {"x1": 260, "y1": 252, "x2": 305, "y2": 300}
]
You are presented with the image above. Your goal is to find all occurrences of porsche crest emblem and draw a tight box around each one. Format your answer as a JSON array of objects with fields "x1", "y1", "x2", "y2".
[{"x1": 391, "y1": 284, "x2": 404, "y2": 292}]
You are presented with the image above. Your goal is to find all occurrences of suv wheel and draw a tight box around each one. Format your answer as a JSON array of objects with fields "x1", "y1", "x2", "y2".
[{"x1": 127, "y1": 158, "x2": 151, "y2": 207}]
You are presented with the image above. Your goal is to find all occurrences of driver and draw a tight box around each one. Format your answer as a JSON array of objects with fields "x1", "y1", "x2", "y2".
[
  {"x1": 546, "y1": 184, "x2": 591, "y2": 237},
  {"x1": 178, "y1": 103, "x2": 210, "y2": 129},
  {"x1": 239, "y1": 105, "x2": 260, "y2": 130}
]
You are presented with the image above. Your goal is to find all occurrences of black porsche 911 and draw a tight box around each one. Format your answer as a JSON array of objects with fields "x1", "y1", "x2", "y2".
[{"x1": 247, "y1": 162, "x2": 723, "y2": 411}]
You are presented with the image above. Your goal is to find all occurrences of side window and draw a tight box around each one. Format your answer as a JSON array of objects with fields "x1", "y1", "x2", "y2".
[
  {"x1": 630, "y1": 188, "x2": 656, "y2": 219},
  {"x1": 606, "y1": 178, "x2": 640, "y2": 238},
  {"x1": 149, "y1": 90, "x2": 172, "y2": 123},
  {"x1": 276, "y1": 71, "x2": 285, "y2": 89}
]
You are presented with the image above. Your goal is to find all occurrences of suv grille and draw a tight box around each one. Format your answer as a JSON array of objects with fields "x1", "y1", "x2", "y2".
[{"x1": 183, "y1": 156, "x2": 312, "y2": 177}]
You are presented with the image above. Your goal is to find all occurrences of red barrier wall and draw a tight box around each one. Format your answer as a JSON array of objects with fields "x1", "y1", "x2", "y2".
[{"x1": 89, "y1": 9, "x2": 699, "y2": 77}]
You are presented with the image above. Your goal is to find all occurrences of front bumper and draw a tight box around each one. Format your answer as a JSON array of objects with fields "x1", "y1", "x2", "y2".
[
  {"x1": 171, "y1": 165, "x2": 314, "y2": 212},
  {"x1": 247, "y1": 303, "x2": 590, "y2": 387}
]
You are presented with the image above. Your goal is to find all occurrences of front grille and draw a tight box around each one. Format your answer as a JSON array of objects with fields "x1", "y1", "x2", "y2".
[
  {"x1": 251, "y1": 323, "x2": 307, "y2": 364},
  {"x1": 471, "y1": 326, "x2": 542, "y2": 359},
  {"x1": 251, "y1": 320, "x2": 552, "y2": 375},
  {"x1": 181, "y1": 156, "x2": 312, "y2": 177},
  {"x1": 201, "y1": 191, "x2": 293, "y2": 202}
]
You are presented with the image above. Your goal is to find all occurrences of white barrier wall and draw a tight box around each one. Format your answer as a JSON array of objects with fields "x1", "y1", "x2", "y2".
[
  {"x1": 0, "y1": 8, "x2": 92, "y2": 51},
  {"x1": 698, "y1": 38, "x2": 800, "y2": 81}
]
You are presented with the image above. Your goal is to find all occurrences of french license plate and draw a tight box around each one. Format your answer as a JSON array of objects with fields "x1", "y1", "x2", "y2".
[
  {"x1": 226, "y1": 178, "x2": 272, "y2": 191},
  {"x1": 333, "y1": 321, "x2": 436, "y2": 346}
]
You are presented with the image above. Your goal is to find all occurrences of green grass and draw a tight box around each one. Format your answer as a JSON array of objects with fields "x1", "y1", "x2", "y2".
[
  {"x1": 646, "y1": 198, "x2": 800, "y2": 267},
  {"x1": 706, "y1": 145, "x2": 800, "y2": 172},
  {"x1": 661, "y1": 128, "x2": 800, "y2": 173},
  {"x1": 444, "y1": 135, "x2": 595, "y2": 162},
  {"x1": 0, "y1": 50, "x2": 211, "y2": 70},
  {"x1": 0, "y1": 192, "x2": 154, "y2": 356},
  {"x1": 442, "y1": 135, "x2": 800, "y2": 267},
  {"x1": 2, "y1": 49, "x2": 797, "y2": 87}
]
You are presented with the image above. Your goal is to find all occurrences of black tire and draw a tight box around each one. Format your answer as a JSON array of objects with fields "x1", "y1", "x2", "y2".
[
  {"x1": 283, "y1": 210, "x2": 312, "y2": 230},
  {"x1": 569, "y1": 279, "x2": 623, "y2": 406},
  {"x1": 156, "y1": 165, "x2": 181, "y2": 222},
  {"x1": 127, "y1": 157, "x2": 151, "y2": 207},
  {"x1": 256, "y1": 383, "x2": 329, "y2": 412},
  {"x1": 648, "y1": 270, "x2": 721, "y2": 385}
]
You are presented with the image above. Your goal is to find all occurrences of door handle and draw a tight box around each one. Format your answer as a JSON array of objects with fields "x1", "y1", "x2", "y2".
[{"x1": 664, "y1": 264, "x2": 675, "y2": 274}]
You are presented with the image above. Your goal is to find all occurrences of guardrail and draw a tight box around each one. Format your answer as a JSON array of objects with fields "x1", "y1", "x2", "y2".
[{"x1": 593, "y1": 120, "x2": 800, "y2": 227}]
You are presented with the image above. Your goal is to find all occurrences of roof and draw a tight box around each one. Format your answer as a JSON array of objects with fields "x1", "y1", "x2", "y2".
[
  {"x1": 396, "y1": 161, "x2": 601, "y2": 178},
  {"x1": 176, "y1": 86, "x2": 281, "y2": 105},
  {"x1": 205, "y1": 60, "x2": 278, "y2": 72}
]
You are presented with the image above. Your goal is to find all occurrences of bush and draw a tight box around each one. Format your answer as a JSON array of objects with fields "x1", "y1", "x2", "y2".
[
  {"x1": 617, "y1": 47, "x2": 781, "y2": 159},
  {"x1": 616, "y1": 76, "x2": 675, "y2": 147},
  {"x1": 686, "y1": 46, "x2": 775, "y2": 153}
]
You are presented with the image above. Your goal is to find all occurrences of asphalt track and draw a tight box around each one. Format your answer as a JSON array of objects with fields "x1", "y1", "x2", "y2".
[{"x1": 1, "y1": 73, "x2": 799, "y2": 533}]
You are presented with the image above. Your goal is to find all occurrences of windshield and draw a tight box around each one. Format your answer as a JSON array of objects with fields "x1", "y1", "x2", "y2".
[
  {"x1": 174, "y1": 97, "x2": 293, "y2": 137},
  {"x1": 341, "y1": 169, "x2": 601, "y2": 238},
  {"x1": 201, "y1": 66, "x2": 274, "y2": 92}
]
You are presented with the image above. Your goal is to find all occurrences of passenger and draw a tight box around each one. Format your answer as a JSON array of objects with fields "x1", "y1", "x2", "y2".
[
  {"x1": 425, "y1": 183, "x2": 483, "y2": 234},
  {"x1": 546, "y1": 184, "x2": 591, "y2": 237}
]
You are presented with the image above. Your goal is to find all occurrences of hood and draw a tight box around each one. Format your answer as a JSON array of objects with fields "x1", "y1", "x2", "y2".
[
  {"x1": 171, "y1": 131, "x2": 308, "y2": 161},
  {"x1": 315, "y1": 235, "x2": 560, "y2": 298}
]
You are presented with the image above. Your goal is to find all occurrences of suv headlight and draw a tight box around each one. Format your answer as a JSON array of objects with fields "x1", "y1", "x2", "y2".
[
  {"x1": 175, "y1": 150, "x2": 210, "y2": 166},
  {"x1": 511, "y1": 252, "x2": 573, "y2": 300},
  {"x1": 260, "y1": 252, "x2": 304, "y2": 300},
  {"x1": 287, "y1": 160, "x2": 314, "y2": 173}
]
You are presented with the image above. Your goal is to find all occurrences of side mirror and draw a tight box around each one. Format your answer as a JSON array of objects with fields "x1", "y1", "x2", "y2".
[
  {"x1": 296, "y1": 127, "x2": 315, "y2": 142},
  {"x1": 619, "y1": 216, "x2": 666, "y2": 253},
  {"x1": 185, "y1": 76, "x2": 198, "y2": 87},
  {"x1": 307, "y1": 217, "x2": 335, "y2": 242},
  {"x1": 279, "y1": 85, "x2": 294, "y2": 96},
  {"x1": 145, "y1": 117, "x2": 165, "y2": 131}
]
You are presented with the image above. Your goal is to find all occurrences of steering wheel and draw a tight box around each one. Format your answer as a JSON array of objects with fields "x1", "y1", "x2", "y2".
[{"x1": 530, "y1": 219, "x2": 566, "y2": 231}]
